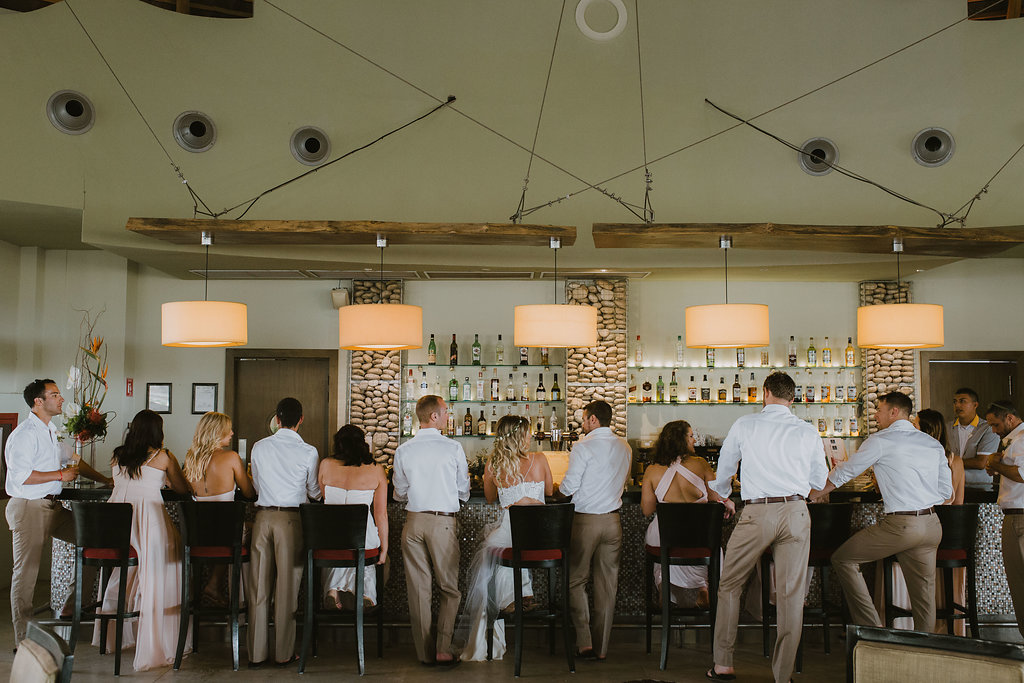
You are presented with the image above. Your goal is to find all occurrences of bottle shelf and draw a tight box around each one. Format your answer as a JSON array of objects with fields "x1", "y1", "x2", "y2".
[
  {"x1": 405, "y1": 364, "x2": 564, "y2": 370},
  {"x1": 627, "y1": 401, "x2": 861, "y2": 407},
  {"x1": 399, "y1": 433, "x2": 558, "y2": 440},
  {"x1": 628, "y1": 365, "x2": 866, "y2": 372},
  {"x1": 402, "y1": 399, "x2": 565, "y2": 405}
]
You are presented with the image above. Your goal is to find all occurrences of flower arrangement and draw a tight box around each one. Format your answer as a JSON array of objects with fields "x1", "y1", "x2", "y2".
[{"x1": 64, "y1": 311, "x2": 114, "y2": 444}]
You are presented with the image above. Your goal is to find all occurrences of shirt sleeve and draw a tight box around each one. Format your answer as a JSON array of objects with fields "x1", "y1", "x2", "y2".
[
  {"x1": 306, "y1": 449, "x2": 322, "y2": 500},
  {"x1": 455, "y1": 443, "x2": 470, "y2": 502},
  {"x1": 392, "y1": 450, "x2": 409, "y2": 502},
  {"x1": 710, "y1": 424, "x2": 742, "y2": 499},
  {"x1": 4, "y1": 430, "x2": 37, "y2": 488},
  {"x1": 978, "y1": 428, "x2": 1001, "y2": 455},
  {"x1": 1008, "y1": 442, "x2": 1024, "y2": 481},
  {"x1": 808, "y1": 435, "x2": 829, "y2": 491},
  {"x1": 936, "y1": 447, "x2": 953, "y2": 501},
  {"x1": 829, "y1": 433, "x2": 884, "y2": 488},
  {"x1": 558, "y1": 444, "x2": 586, "y2": 497},
  {"x1": 250, "y1": 448, "x2": 262, "y2": 494}
]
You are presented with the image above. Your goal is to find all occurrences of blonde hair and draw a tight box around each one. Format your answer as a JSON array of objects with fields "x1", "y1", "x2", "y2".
[
  {"x1": 183, "y1": 412, "x2": 232, "y2": 483},
  {"x1": 488, "y1": 415, "x2": 531, "y2": 488}
]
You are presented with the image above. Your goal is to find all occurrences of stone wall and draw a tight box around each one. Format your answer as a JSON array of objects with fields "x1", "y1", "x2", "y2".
[
  {"x1": 564, "y1": 279, "x2": 628, "y2": 436},
  {"x1": 859, "y1": 281, "x2": 917, "y2": 433},
  {"x1": 347, "y1": 280, "x2": 402, "y2": 465}
]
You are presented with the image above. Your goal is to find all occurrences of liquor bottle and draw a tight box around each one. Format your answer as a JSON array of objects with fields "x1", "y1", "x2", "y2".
[
  {"x1": 794, "y1": 371, "x2": 803, "y2": 403},
  {"x1": 821, "y1": 336, "x2": 832, "y2": 366},
  {"x1": 835, "y1": 371, "x2": 845, "y2": 402},
  {"x1": 655, "y1": 375, "x2": 665, "y2": 403},
  {"x1": 806, "y1": 337, "x2": 817, "y2": 367},
  {"x1": 536, "y1": 373, "x2": 546, "y2": 401},
  {"x1": 478, "y1": 411, "x2": 487, "y2": 436},
  {"x1": 540, "y1": 347, "x2": 549, "y2": 365},
  {"x1": 521, "y1": 372, "x2": 530, "y2": 401},
  {"x1": 736, "y1": 347, "x2": 745, "y2": 368},
  {"x1": 821, "y1": 371, "x2": 831, "y2": 403},
  {"x1": 732, "y1": 374, "x2": 741, "y2": 403},
  {"x1": 788, "y1": 336, "x2": 798, "y2": 367},
  {"x1": 427, "y1": 334, "x2": 437, "y2": 365},
  {"x1": 472, "y1": 334, "x2": 482, "y2": 365},
  {"x1": 446, "y1": 411, "x2": 455, "y2": 436},
  {"x1": 700, "y1": 374, "x2": 711, "y2": 403},
  {"x1": 406, "y1": 369, "x2": 416, "y2": 398},
  {"x1": 688, "y1": 376, "x2": 698, "y2": 403},
  {"x1": 519, "y1": 346, "x2": 529, "y2": 365},
  {"x1": 402, "y1": 407, "x2": 413, "y2": 436},
  {"x1": 817, "y1": 406, "x2": 827, "y2": 436},
  {"x1": 706, "y1": 347, "x2": 715, "y2": 368},
  {"x1": 551, "y1": 374, "x2": 561, "y2": 401},
  {"x1": 747, "y1": 372, "x2": 757, "y2": 403},
  {"x1": 462, "y1": 377, "x2": 472, "y2": 401},
  {"x1": 490, "y1": 369, "x2": 500, "y2": 401},
  {"x1": 448, "y1": 373, "x2": 458, "y2": 402},
  {"x1": 490, "y1": 406, "x2": 498, "y2": 434},
  {"x1": 449, "y1": 333, "x2": 458, "y2": 366},
  {"x1": 524, "y1": 404, "x2": 532, "y2": 428},
  {"x1": 845, "y1": 337, "x2": 856, "y2": 367},
  {"x1": 506, "y1": 374, "x2": 516, "y2": 400},
  {"x1": 805, "y1": 377, "x2": 816, "y2": 403},
  {"x1": 833, "y1": 407, "x2": 844, "y2": 436},
  {"x1": 675, "y1": 335, "x2": 684, "y2": 364},
  {"x1": 628, "y1": 374, "x2": 638, "y2": 403},
  {"x1": 549, "y1": 408, "x2": 558, "y2": 431},
  {"x1": 669, "y1": 371, "x2": 679, "y2": 403},
  {"x1": 847, "y1": 376, "x2": 857, "y2": 404},
  {"x1": 717, "y1": 377, "x2": 727, "y2": 403},
  {"x1": 635, "y1": 335, "x2": 644, "y2": 366},
  {"x1": 420, "y1": 371, "x2": 429, "y2": 398},
  {"x1": 464, "y1": 408, "x2": 473, "y2": 435},
  {"x1": 848, "y1": 410, "x2": 860, "y2": 437},
  {"x1": 642, "y1": 377, "x2": 653, "y2": 403},
  {"x1": 476, "y1": 372, "x2": 485, "y2": 401},
  {"x1": 433, "y1": 378, "x2": 441, "y2": 396},
  {"x1": 496, "y1": 334, "x2": 505, "y2": 364},
  {"x1": 760, "y1": 349, "x2": 770, "y2": 367}
]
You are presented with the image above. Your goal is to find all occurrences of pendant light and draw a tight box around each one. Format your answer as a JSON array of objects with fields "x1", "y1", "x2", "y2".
[
  {"x1": 857, "y1": 238, "x2": 943, "y2": 348},
  {"x1": 338, "y1": 237, "x2": 422, "y2": 350},
  {"x1": 514, "y1": 237, "x2": 598, "y2": 348},
  {"x1": 161, "y1": 231, "x2": 247, "y2": 347},
  {"x1": 685, "y1": 236, "x2": 769, "y2": 348}
]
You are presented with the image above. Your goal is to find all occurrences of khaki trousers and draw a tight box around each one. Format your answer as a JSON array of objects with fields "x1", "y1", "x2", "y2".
[
  {"x1": 5, "y1": 497, "x2": 90, "y2": 647},
  {"x1": 714, "y1": 501, "x2": 809, "y2": 683},
  {"x1": 402, "y1": 511, "x2": 460, "y2": 662},
  {"x1": 568, "y1": 512, "x2": 621, "y2": 657},
  {"x1": 246, "y1": 509, "x2": 303, "y2": 663},
  {"x1": 1001, "y1": 515, "x2": 1024, "y2": 639},
  {"x1": 832, "y1": 513, "x2": 942, "y2": 631}
]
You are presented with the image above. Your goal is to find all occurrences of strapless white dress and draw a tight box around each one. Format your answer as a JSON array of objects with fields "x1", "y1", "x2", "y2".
[{"x1": 323, "y1": 486, "x2": 381, "y2": 605}]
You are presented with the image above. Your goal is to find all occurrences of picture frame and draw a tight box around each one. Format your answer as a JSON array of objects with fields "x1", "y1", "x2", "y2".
[
  {"x1": 146, "y1": 383, "x2": 172, "y2": 414},
  {"x1": 191, "y1": 383, "x2": 218, "y2": 415}
]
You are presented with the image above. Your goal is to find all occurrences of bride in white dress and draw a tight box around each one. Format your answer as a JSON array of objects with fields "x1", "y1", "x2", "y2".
[{"x1": 456, "y1": 415, "x2": 553, "y2": 662}]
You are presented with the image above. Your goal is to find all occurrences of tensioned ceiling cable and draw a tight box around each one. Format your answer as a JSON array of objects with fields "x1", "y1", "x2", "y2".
[{"x1": 635, "y1": 0, "x2": 654, "y2": 225}]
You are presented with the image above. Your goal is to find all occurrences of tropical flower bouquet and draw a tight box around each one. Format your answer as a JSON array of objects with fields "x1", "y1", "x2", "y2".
[{"x1": 64, "y1": 312, "x2": 114, "y2": 445}]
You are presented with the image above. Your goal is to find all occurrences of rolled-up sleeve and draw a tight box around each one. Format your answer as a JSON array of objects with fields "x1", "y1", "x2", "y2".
[
  {"x1": 936, "y1": 449, "x2": 953, "y2": 501},
  {"x1": 711, "y1": 429, "x2": 741, "y2": 500},
  {"x1": 4, "y1": 431, "x2": 34, "y2": 488},
  {"x1": 392, "y1": 451, "x2": 409, "y2": 502},
  {"x1": 829, "y1": 436, "x2": 883, "y2": 488},
  {"x1": 559, "y1": 447, "x2": 586, "y2": 497},
  {"x1": 808, "y1": 436, "x2": 829, "y2": 491},
  {"x1": 455, "y1": 443, "x2": 470, "y2": 502},
  {"x1": 305, "y1": 450, "x2": 321, "y2": 500}
]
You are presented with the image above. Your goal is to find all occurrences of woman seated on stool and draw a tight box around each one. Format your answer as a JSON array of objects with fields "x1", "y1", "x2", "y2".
[
  {"x1": 318, "y1": 424, "x2": 389, "y2": 610},
  {"x1": 641, "y1": 420, "x2": 735, "y2": 607},
  {"x1": 182, "y1": 411, "x2": 256, "y2": 605}
]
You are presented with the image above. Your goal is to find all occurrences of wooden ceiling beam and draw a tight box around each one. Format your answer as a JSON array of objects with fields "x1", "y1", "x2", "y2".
[{"x1": 127, "y1": 217, "x2": 576, "y2": 247}]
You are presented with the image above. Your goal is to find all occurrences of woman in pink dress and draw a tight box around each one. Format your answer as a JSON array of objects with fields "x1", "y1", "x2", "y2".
[{"x1": 93, "y1": 409, "x2": 192, "y2": 670}]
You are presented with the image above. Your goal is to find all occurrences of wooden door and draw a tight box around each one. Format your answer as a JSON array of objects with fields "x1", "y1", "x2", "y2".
[
  {"x1": 922, "y1": 351, "x2": 1022, "y2": 421},
  {"x1": 225, "y1": 350, "x2": 339, "y2": 464},
  {"x1": 0, "y1": 413, "x2": 18, "y2": 500}
]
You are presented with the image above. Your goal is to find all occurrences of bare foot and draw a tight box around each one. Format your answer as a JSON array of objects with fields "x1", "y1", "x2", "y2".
[
  {"x1": 325, "y1": 589, "x2": 342, "y2": 610},
  {"x1": 696, "y1": 587, "x2": 710, "y2": 610}
]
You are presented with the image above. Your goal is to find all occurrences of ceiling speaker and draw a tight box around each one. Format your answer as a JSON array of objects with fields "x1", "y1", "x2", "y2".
[
  {"x1": 798, "y1": 137, "x2": 838, "y2": 176},
  {"x1": 46, "y1": 90, "x2": 95, "y2": 135},
  {"x1": 912, "y1": 127, "x2": 954, "y2": 167},
  {"x1": 290, "y1": 126, "x2": 331, "y2": 166},
  {"x1": 172, "y1": 111, "x2": 217, "y2": 152}
]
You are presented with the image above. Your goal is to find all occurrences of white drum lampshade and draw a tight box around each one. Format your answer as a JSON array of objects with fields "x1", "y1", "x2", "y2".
[
  {"x1": 685, "y1": 303, "x2": 770, "y2": 348},
  {"x1": 857, "y1": 303, "x2": 944, "y2": 349},
  {"x1": 514, "y1": 304, "x2": 598, "y2": 348},
  {"x1": 339, "y1": 303, "x2": 423, "y2": 350},
  {"x1": 161, "y1": 301, "x2": 248, "y2": 347}
]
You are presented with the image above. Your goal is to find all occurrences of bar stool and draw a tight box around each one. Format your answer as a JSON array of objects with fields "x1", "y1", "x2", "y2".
[
  {"x1": 486, "y1": 502, "x2": 575, "y2": 677},
  {"x1": 760, "y1": 503, "x2": 852, "y2": 659},
  {"x1": 173, "y1": 500, "x2": 249, "y2": 671},
  {"x1": 882, "y1": 504, "x2": 979, "y2": 637},
  {"x1": 644, "y1": 502, "x2": 725, "y2": 671},
  {"x1": 69, "y1": 501, "x2": 139, "y2": 677},
  {"x1": 298, "y1": 502, "x2": 384, "y2": 676}
]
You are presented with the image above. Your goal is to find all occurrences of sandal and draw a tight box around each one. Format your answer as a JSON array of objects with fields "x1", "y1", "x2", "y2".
[{"x1": 706, "y1": 669, "x2": 736, "y2": 681}]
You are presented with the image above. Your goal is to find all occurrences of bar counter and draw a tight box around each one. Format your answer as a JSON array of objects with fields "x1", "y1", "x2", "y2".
[{"x1": 50, "y1": 484, "x2": 1014, "y2": 621}]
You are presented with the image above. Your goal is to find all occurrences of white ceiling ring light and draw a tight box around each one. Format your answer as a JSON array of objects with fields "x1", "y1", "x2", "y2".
[{"x1": 575, "y1": 0, "x2": 627, "y2": 41}]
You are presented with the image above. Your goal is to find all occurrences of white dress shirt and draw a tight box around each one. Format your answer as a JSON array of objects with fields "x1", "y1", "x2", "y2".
[
  {"x1": 4, "y1": 412, "x2": 63, "y2": 499},
  {"x1": 711, "y1": 404, "x2": 829, "y2": 501},
  {"x1": 996, "y1": 423, "x2": 1024, "y2": 509},
  {"x1": 558, "y1": 427, "x2": 631, "y2": 514},
  {"x1": 250, "y1": 428, "x2": 320, "y2": 507},
  {"x1": 829, "y1": 419, "x2": 952, "y2": 513},
  {"x1": 392, "y1": 428, "x2": 470, "y2": 513}
]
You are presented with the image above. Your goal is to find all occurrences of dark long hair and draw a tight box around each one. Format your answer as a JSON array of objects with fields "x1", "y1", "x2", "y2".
[
  {"x1": 917, "y1": 408, "x2": 949, "y2": 454},
  {"x1": 650, "y1": 420, "x2": 694, "y2": 467},
  {"x1": 112, "y1": 410, "x2": 164, "y2": 479},
  {"x1": 331, "y1": 424, "x2": 373, "y2": 467}
]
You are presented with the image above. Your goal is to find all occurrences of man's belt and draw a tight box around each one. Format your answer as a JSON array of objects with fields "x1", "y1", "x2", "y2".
[
  {"x1": 886, "y1": 507, "x2": 934, "y2": 516},
  {"x1": 256, "y1": 505, "x2": 299, "y2": 512},
  {"x1": 414, "y1": 510, "x2": 456, "y2": 517},
  {"x1": 744, "y1": 495, "x2": 805, "y2": 504},
  {"x1": 1003, "y1": 508, "x2": 1024, "y2": 515}
]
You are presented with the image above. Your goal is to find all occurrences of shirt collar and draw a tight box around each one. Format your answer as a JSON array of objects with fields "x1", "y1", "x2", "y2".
[
  {"x1": 956, "y1": 415, "x2": 980, "y2": 428},
  {"x1": 761, "y1": 404, "x2": 791, "y2": 415},
  {"x1": 583, "y1": 426, "x2": 612, "y2": 438},
  {"x1": 416, "y1": 428, "x2": 441, "y2": 436},
  {"x1": 273, "y1": 427, "x2": 303, "y2": 442},
  {"x1": 1006, "y1": 422, "x2": 1024, "y2": 445},
  {"x1": 884, "y1": 418, "x2": 917, "y2": 432},
  {"x1": 28, "y1": 411, "x2": 57, "y2": 435}
]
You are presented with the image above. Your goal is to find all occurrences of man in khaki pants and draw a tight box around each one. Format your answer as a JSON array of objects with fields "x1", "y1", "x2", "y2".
[
  {"x1": 246, "y1": 397, "x2": 320, "y2": 667},
  {"x1": 709, "y1": 372, "x2": 828, "y2": 682},
  {"x1": 813, "y1": 391, "x2": 951, "y2": 631},
  {"x1": 557, "y1": 400, "x2": 630, "y2": 661},
  {"x1": 392, "y1": 395, "x2": 470, "y2": 666}
]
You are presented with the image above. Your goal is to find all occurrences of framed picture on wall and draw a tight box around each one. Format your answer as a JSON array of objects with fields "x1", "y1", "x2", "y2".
[
  {"x1": 146, "y1": 383, "x2": 172, "y2": 414},
  {"x1": 192, "y1": 383, "x2": 218, "y2": 414}
]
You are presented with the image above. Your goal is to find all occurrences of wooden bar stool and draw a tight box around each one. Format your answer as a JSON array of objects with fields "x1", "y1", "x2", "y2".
[
  {"x1": 644, "y1": 501, "x2": 725, "y2": 671},
  {"x1": 486, "y1": 502, "x2": 575, "y2": 677},
  {"x1": 69, "y1": 501, "x2": 139, "y2": 677},
  {"x1": 173, "y1": 500, "x2": 249, "y2": 671},
  {"x1": 298, "y1": 502, "x2": 383, "y2": 676}
]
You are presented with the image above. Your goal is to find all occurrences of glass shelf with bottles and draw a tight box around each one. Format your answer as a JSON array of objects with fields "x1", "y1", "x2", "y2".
[
  {"x1": 401, "y1": 403, "x2": 564, "y2": 440},
  {"x1": 627, "y1": 401, "x2": 861, "y2": 407},
  {"x1": 402, "y1": 366, "x2": 566, "y2": 406},
  {"x1": 405, "y1": 364, "x2": 563, "y2": 370}
]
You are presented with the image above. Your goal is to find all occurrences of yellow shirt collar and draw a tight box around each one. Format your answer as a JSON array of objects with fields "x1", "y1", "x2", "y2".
[{"x1": 956, "y1": 415, "x2": 980, "y2": 428}]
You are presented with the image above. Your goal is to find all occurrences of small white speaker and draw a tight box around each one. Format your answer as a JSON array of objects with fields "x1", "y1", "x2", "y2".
[
  {"x1": 172, "y1": 111, "x2": 217, "y2": 153},
  {"x1": 912, "y1": 127, "x2": 954, "y2": 167},
  {"x1": 290, "y1": 126, "x2": 331, "y2": 166},
  {"x1": 798, "y1": 137, "x2": 838, "y2": 176},
  {"x1": 46, "y1": 90, "x2": 95, "y2": 135},
  {"x1": 331, "y1": 288, "x2": 350, "y2": 309}
]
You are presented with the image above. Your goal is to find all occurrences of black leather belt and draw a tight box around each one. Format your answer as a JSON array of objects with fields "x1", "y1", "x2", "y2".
[
  {"x1": 1004, "y1": 508, "x2": 1024, "y2": 516},
  {"x1": 257, "y1": 505, "x2": 298, "y2": 512},
  {"x1": 744, "y1": 495, "x2": 805, "y2": 504},
  {"x1": 42, "y1": 494, "x2": 59, "y2": 501},
  {"x1": 415, "y1": 510, "x2": 455, "y2": 517},
  {"x1": 886, "y1": 507, "x2": 934, "y2": 516}
]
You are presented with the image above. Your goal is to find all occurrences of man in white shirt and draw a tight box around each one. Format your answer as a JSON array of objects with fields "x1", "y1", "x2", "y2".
[
  {"x1": 983, "y1": 400, "x2": 1024, "y2": 637},
  {"x1": 708, "y1": 372, "x2": 827, "y2": 683},
  {"x1": 812, "y1": 391, "x2": 951, "y2": 631},
  {"x1": 557, "y1": 400, "x2": 630, "y2": 661},
  {"x1": 5, "y1": 378, "x2": 111, "y2": 648},
  {"x1": 392, "y1": 395, "x2": 470, "y2": 666},
  {"x1": 952, "y1": 387, "x2": 1000, "y2": 487},
  {"x1": 246, "y1": 397, "x2": 320, "y2": 668}
]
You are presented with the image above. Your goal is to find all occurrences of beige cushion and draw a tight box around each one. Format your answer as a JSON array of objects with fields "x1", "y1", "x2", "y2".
[
  {"x1": 9, "y1": 638, "x2": 59, "y2": 683},
  {"x1": 854, "y1": 641, "x2": 1024, "y2": 683}
]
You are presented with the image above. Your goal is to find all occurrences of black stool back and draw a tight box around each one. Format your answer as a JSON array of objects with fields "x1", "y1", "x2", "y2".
[{"x1": 935, "y1": 503, "x2": 980, "y2": 637}]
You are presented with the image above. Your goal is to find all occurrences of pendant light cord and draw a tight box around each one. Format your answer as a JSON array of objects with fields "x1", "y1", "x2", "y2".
[
  {"x1": 635, "y1": 0, "x2": 654, "y2": 224},
  {"x1": 553, "y1": 246, "x2": 558, "y2": 304},
  {"x1": 724, "y1": 246, "x2": 729, "y2": 304},
  {"x1": 204, "y1": 244, "x2": 210, "y2": 301},
  {"x1": 379, "y1": 245, "x2": 385, "y2": 303}
]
